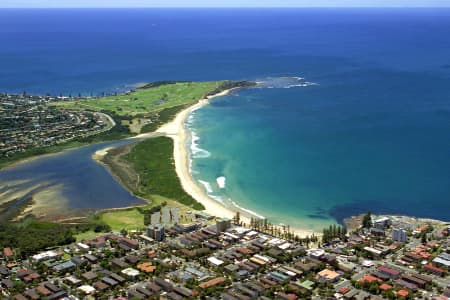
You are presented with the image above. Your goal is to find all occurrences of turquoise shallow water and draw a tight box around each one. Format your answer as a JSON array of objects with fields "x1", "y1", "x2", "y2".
[{"x1": 187, "y1": 74, "x2": 450, "y2": 231}]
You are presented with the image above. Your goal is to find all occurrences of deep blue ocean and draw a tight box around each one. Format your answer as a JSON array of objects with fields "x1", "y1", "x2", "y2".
[{"x1": 1, "y1": 9, "x2": 449, "y2": 229}]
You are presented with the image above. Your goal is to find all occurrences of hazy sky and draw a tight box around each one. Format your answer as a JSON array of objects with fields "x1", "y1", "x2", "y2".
[{"x1": 2, "y1": 0, "x2": 450, "y2": 8}]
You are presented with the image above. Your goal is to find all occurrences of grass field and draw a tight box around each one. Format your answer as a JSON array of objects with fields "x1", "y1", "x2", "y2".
[
  {"x1": 54, "y1": 81, "x2": 225, "y2": 116},
  {"x1": 124, "y1": 137, "x2": 205, "y2": 210},
  {"x1": 75, "y1": 194, "x2": 194, "y2": 241},
  {"x1": 99, "y1": 208, "x2": 144, "y2": 232},
  {"x1": 1, "y1": 82, "x2": 221, "y2": 170}
]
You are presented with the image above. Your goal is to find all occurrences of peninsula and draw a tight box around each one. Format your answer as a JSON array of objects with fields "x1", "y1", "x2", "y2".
[
  {"x1": 0, "y1": 80, "x2": 261, "y2": 229},
  {"x1": 1, "y1": 82, "x2": 449, "y2": 300}
]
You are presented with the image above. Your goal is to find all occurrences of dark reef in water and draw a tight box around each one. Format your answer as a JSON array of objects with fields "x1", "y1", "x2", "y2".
[{"x1": 307, "y1": 214, "x2": 330, "y2": 220}]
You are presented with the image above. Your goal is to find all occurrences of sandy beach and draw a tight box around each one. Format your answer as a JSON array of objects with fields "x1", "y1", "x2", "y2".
[
  {"x1": 153, "y1": 89, "x2": 316, "y2": 238},
  {"x1": 90, "y1": 87, "x2": 317, "y2": 238},
  {"x1": 155, "y1": 90, "x2": 244, "y2": 219}
]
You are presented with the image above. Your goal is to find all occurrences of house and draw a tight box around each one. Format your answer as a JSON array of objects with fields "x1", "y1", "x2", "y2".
[
  {"x1": 65, "y1": 275, "x2": 82, "y2": 286},
  {"x1": 121, "y1": 268, "x2": 140, "y2": 279},
  {"x1": 82, "y1": 271, "x2": 98, "y2": 281},
  {"x1": 44, "y1": 282, "x2": 61, "y2": 293},
  {"x1": 277, "y1": 292, "x2": 298, "y2": 300},
  {"x1": 394, "y1": 279, "x2": 418, "y2": 291},
  {"x1": 424, "y1": 264, "x2": 444, "y2": 276},
  {"x1": 14, "y1": 294, "x2": 27, "y2": 300},
  {"x1": 373, "y1": 217, "x2": 391, "y2": 229},
  {"x1": 36, "y1": 285, "x2": 52, "y2": 297},
  {"x1": 23, "y1": 272, "x2": 40, "y2": 283},
  {"x1": 137, "y1": 262, "x2": 156, "y2": 273},
  {"x1": 358, "y1": 274, "x2": 382, "y2": 284},
  {"x1": 207, "y1": 256, "x2": 225, "y2": 266},
  {"x1": 199, "y1": 277, "x2": 226, "y2": 289},
  {"x1": 46, "y1": 290, "x2": 67, "y2": 300},
  {"x1": 3, "y1": 247, "x2": 13, "y2": 259},
  {"x1": 111, "y1": 258, "x2": 129, "y2": 269},
  {"x1": 146, "y1": 282, "x2": 162, "y2": 293},
  {"x1": 433, "y1": 253, "x2": 450, "y2": 268},
  {"x1": 316, "y1": 269, "x2": 341, "y2": 283},
  {"x1": 173, "y1": 286, "x2": 193, "y2": 298},
  {"x1": 377, "y1": 265, "x2": 400, "y2": 279},
  {"x1": 128, "y1": 289, "x2": 145, "y2": 299},
  {"x1": 269, "y1": 271, "x2": 290, "y2": 283},
  {"x1": 84, "y1": 254, "x2": 98, "y2": 263},
  {"x1": 108, "y1": 272, "x2": 126, "y2": 284},
  {"x1": 53, "y1": 261, "x2": 76, "y2": 273},
  {"x1": 23, "y1": 289, "x2": 40, "y2": 299},
  {"x1": 295, "y1": 280, "x2": 315, "y2": 291},
  {"x1": 166, "y1": 292, "x2": 183, "y2": 300},
  {"x1": 136, "y1": 286, "x2": 153, "y2": 297},
  {"x1": 370, "y1": 228, "x2": 385, "y2": 237},
  {"x1": 85, "y1": 236, "x2": 106, "y2": 248},
  {"x1": 155, "y1": 277, "x2": 174, "y2": 292},
  {"x1": 401, "y1": 274, "x2": 427, "y2": 288},
  {"x1": 397, "y1": 289, "x2": 409, "y2": 298},
  {"x1": 2, "y1": 279, "x2": 14, "y2": 290},
  {"x1": 225, "y1": 264, "x2": 239, "y2": 273},
  {"x1": 77, "y1": 285, "x2": 96, "y2": 295},
  {"x1": 93, "y1": 281, "x2": 109, "y2": 291}
]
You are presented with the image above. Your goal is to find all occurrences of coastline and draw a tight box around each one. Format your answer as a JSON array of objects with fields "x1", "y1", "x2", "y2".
[
  {"x1": 2, "y1": 83, "x2": 317, "y2": 237},
  {"x1": 4, "y1": 86, "x2": 447, "y2": 235},
  {"x1": 1, "y1": 112, "x2": 116, "y2": 171},
  {"x1": 154, "y1": 89, "x2": 317, "y2": 238},
  {"x1": 155, "y1": 90, "x2": 241, "y2": 220}
]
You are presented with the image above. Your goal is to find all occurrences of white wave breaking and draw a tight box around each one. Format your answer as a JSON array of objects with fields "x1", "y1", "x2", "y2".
[
  {"x1": 216, "y1": 176, "x2": 226, "y2": 189},
  {"x1": 256, "y1": 76, "x2": 318, "y2": 89},
  {"x1": 198, "y1": 180, "x2": 213, "y2": 194},
  {"x1": 190, "y1": 131, "x2": 211, "y2": 158},
  {"x1": 230, "y1": 200, "x2": 265, "y2": 219},
  {"x1": 209, "y1": 194, "x2": 225, "y2": 205}
]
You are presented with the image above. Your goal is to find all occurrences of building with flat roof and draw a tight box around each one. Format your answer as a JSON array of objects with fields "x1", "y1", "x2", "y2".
[
  {"x1": 147, "y1": 224, "x2": 165, "y2": 242},
  {"x1": 162, "y1": 206, "x2": 171, "y2": 224},
  {"x1": 151, "y1": 212, "x2": 160, "y2": 226},
  {"x1": 392, "y1": 228, "x2": 407, "y2": 242},
  {"x1": 171, "y1": 207, "x2": 180, "y2": 224},
  {"x1": 216, "y1": 218, "x2": 231, "y2": 233}
]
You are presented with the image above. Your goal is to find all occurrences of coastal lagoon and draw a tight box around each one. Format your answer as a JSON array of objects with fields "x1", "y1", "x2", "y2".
[
  {"x1": 1, "y1": 8, "x2": 450, "y2": 229},
  {"x1": 0, "y1": 140, "x2": 144, "y2": 218}
]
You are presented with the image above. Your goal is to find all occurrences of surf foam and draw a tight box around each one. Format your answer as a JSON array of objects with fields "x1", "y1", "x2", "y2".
[
  {"x1": 216, "y1": 176, "x2": 226, "y2": 189},
  {"x1": 256, "y1": 76, "x2": 317, "y2": 89},
  {"x1": 190, "y1": 131, "x2": 211, "y2": 158},
  {"x1": 198, "y1": 180, "x2": 213, "y2": 194},
  {"x1": 230, "y1": 200, "x2": 265, "y2": 219}
]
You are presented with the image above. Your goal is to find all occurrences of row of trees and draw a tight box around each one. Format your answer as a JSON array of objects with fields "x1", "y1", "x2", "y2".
[
  {"x1": 234, "y1": 213, "x2": 320, "y2": 246},
  {"x1": 233, "y1": 212, "x2": 352, "y2": 246},
  {"x1": 322, "y1": 224, "x2": 348, "y2": 244},
  {"x1": 0, "y1": 220, "x2": 76, "y2": 258}
]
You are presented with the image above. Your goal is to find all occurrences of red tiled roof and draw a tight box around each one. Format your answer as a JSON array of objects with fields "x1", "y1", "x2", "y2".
[
  {"x1": 380, "y1": 283, "x2": 393, "y2": 290},
  {"x1": 424, "y1": 263, "x2": 444, "y2": 274},
  {"x1": 397, "y1": 289, "x2": 409, "y2": 297},
  {"x1": 199, "y1": 277, "x2": 226, "y2": 289},
  {"x1": 23, "y1": 273, "x2": 40, "y2": 282},
  {"x1": 359, "y1": 274, "x2": 382, "y2": 283},
  {"x1": 3, "y1": 247, "x2": 13, "y2": 257},
  {"x1": 36, "y1": 286, "x2": 51, "y2": 296},
  {"x1": 278, "y1": 293, "x2": 298, "y2": 300},
  {"x1": 378, "y1": 266, "x2": 399, "y2": 276}
]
